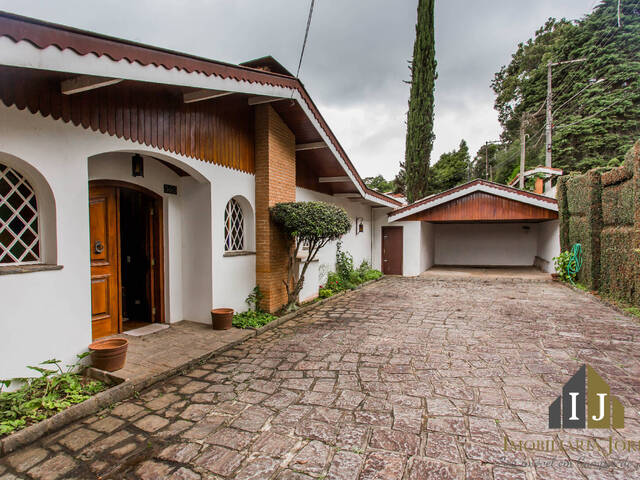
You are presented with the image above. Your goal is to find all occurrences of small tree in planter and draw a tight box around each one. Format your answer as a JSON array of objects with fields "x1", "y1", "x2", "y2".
[{"x1": 270, "y1": 201, "x2": 351, "y2": 311}]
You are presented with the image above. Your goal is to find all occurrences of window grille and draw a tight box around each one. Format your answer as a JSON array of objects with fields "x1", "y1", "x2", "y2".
[
  {"x1": 0, "y1": 163, "x2": 40, "y2": 264},
  {"x1": 224, "y1": 198, "x2": 244, "y2": 251}
]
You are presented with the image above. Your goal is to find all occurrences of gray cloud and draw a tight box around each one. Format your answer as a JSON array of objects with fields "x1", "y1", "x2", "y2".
[{"x1": 0, "y1": 0, "x2": 595, "y2": 178}]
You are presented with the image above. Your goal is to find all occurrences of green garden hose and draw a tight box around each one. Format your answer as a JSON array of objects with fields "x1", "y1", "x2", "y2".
[{"x1": 567, "y1": 243, "x2": 583, "y2": 285}]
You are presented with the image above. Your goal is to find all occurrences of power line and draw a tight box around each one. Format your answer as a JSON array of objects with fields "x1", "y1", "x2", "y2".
[
  {"x1": 555, "y1": 90, "x2": 633, "y2": 129},
  {"x1": 295, "y1": 0, "x2": 316, "y2": 78},
  {"x1": 551, "y1": 0, "x2": 639, "y2": 100}
]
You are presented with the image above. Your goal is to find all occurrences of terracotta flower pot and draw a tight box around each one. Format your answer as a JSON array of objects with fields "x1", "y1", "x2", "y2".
[
  {"x1": 88, "y1": 338, "x2": 129, "y2": 372},
  {"x1": 211, "y1": 308, "x2": 234, "y2": 330},
  {"x1": 551, "y1": 273, "x2": 560, "y2": 281}
]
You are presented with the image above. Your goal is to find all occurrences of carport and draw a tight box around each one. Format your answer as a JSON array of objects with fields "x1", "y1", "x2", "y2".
[{"x1": 387, "y1": 180, "x2": 560, "y2": 273}]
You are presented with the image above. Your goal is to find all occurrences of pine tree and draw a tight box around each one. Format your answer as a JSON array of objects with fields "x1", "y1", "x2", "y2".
[
  {"x1": 490, "y1": 0, "x2": 640, "y2": 175},
  {"x1": 404, "y1": 0, "x2": 437, "y2": 203}
]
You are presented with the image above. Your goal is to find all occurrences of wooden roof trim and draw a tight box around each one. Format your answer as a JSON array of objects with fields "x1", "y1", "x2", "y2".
[
  {"x1": 388, "y1": 179, "x2": 558, "y2": 222},
  {"x1": 0, "y1": 11, "x2": 400, "y2": 207}
]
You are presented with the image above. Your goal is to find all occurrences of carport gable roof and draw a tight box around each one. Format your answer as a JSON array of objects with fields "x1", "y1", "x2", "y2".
[{"x1": 388, "y1": 179, "x2": 558, "y2": 222}]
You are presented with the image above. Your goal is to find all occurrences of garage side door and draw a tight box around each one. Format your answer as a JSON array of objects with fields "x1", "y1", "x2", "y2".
[{"x1": 382, "y1": 226, "x2": 403, "y2": 275}]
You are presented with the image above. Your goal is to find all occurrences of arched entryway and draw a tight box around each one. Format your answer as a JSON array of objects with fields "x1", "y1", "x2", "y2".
[{"x1": 89, "y1": 180, "x2": 164, "y2": 339}]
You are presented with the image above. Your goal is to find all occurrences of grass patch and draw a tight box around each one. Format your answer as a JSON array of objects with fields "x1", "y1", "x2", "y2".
[
  {"x1": 623, "y1": 307, "x2": 640, "y2": 318},
  {"x1": 1, "y1": 355, "x2": 105, "y2": 436}
]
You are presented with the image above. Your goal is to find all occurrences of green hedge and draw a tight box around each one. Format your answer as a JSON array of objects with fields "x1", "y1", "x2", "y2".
[
  {"x1": 558, "y1": 140, "x2": 639, "y2": 305},
  {"x1": 600, "y1": 226, "x2": 636, "y2": 304},
  {"x1": 602, "y1": 179, "x2": 634, "y2": 226}
]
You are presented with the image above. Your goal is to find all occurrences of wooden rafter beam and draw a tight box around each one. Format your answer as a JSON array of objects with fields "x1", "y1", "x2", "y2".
[
  {"x1": 183, "y1": 89, "x2": 232, "y2": 104},
  {"x1": 247, "y1": 96, "x2": 285, "y2": 106},
  {"x1": 318, "y1": 176, "x2": 352, "y2": 183},
  {"x1": 61, "y1": 75, "x2": 122, "y2": 95},
  {"x1": 295, "y1": 141, "x2": 326, "y2": 152}
]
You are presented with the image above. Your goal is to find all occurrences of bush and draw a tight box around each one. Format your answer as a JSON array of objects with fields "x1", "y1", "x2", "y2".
[
  {"x1": 318, "y1": 288, "x2": 334, "y2": 299},
  {"x1": 363, "y1": 269, "x2": 383, "y2": 281},
  {"x1": 336, "y1": 242, "x2": 354, "y2": 281},
  {"x1": 348, "y1": 271, "x2": 363, "y2": 285},
  {"x1": 232, "y1": 286, "x2": 277, "y2": 329},
  {"x1": 319, "y1": 249, "x2": 383, "y2": 298},
  {"x1": 1, "y1": 355, "x2": 105, "y2": 436},
  {"x1": 232, "y1": 310, "x2": 276, "y2": 329},
  {"x1": 553, "y1": 250, "x2": 574, "y2": 283}
]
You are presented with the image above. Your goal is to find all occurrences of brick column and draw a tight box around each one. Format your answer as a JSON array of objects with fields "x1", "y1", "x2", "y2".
[{"x1": 254, "y1": 104, "x2": 296, "y2": 312}]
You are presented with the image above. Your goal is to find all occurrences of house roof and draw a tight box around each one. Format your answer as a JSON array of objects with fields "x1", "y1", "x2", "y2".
[
  {"x1": 388, "y1": 179, "x2": 558, "y2": 222},
  {"x1": 0, "y1": 11, "x2": 402, "y2": 208}
]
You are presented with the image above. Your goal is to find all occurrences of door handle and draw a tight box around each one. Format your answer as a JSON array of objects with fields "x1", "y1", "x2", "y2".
[{"x1": 94, "y1": 240, "x2": 104, "y2": 254}]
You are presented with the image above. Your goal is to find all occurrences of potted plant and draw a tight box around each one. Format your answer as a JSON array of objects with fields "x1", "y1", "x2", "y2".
[
  {"x1": 88, "y1": 338, "x2": 129, "y2": 372},
  {"x1": 211, "y1": 308, "x2": 234, "y2": 330}
]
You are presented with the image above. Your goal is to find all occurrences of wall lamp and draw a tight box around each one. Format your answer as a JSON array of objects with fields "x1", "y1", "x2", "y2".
[
  {"x1": 132, "y1": 153, "x2": 144, "y2": 177},
  {"x1": 355, "y1": 217, "x2": 364, "y2": 235}
]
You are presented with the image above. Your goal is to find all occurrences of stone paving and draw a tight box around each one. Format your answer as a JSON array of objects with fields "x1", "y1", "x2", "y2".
[
  {"x1": 2, "y1": 276, "x2": 640, "y2": 479},
  {"x1": 112, "y1": 321, "x2": 254, "y2": 382}
]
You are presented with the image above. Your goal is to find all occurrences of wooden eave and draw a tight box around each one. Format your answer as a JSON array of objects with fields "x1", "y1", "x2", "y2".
[{"x1": 401, "y1": 191, "x2": 558, "y2": 223}]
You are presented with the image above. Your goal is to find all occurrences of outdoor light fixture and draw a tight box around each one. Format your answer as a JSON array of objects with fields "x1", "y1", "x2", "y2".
[
  {"x1": 132, "y1": 154, "x2": 144, "y2": 177},
  {"x1": 355, "y1": 217, "x2": 364, "y2": 235}
]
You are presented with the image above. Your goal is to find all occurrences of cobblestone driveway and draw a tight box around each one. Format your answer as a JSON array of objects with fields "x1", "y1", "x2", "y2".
[{"x1": 2, "y1": 276, "x2": 640, "y2": 479}]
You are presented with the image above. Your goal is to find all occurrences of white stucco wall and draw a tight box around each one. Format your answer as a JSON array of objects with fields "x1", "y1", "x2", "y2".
[
  {"x1": 420, "y1": 222, "x2": 435, "y2": 272},
  {"x1": 535, "y1": 220, "x2": 560, "y2": 273},
  {"x1": 0, "y1": 105, "x2": 256, "y2": 378},
  {"x1": 372, "y1": 208, "x2": 430, "y2": 276},
  {"x1": 433, "y1": 223, "x2": 539, "y2": 266},
  {"x1": 295, "y1": 188, "x2": 373, "y2": 295}
]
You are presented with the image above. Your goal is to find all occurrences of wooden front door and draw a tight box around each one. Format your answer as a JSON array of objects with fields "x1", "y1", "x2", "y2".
[
  {"x1": 89, "y1": 186, "x2": 120, "y2": 339},
  {"x1": 381, "y1": 226, "x2": 403, "y2": 275}
]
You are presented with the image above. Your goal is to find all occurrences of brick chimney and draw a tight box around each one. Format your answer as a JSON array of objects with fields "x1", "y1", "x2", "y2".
[{"x1": 535, "y1": 177, "x2": 544, "y2": 194}]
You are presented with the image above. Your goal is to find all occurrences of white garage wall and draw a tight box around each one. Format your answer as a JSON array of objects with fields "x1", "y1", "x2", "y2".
[
  {"x1": 434, "y1": 223, "x2": 538, "y2": 266},
  {"x1": 420, "y1": 222, "x2": 435, "y2": 271},
  {"x1": 536, "y1": 220, "x2": 560, "y2": 273},
  {"x1": 372, "y1": 208, "x2": 430, "y2": 276}
]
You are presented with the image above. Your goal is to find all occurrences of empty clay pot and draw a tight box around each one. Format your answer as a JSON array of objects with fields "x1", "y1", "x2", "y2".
[
  {"x1": 211, "y1": 308, "x2": 234, "y2": 330},
  {"x1": 88, "y1": 338, "x2": 129, "y2": 372}
]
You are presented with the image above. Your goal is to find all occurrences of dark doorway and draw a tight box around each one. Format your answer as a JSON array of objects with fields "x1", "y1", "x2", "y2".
[
  {"x1": 89, "y1": 180, "x2": 164, "y2": 338},
  {"x1": 119, "y1": 188, "x2": 154, "y2": 329},
  {"x1": 381, "y1": 226, "x2": 403, "y2": 275}
]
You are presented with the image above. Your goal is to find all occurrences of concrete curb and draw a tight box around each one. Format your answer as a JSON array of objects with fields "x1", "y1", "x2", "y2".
[{"x1": 0, "y1": 275, "x2": 385, "y2": 456}]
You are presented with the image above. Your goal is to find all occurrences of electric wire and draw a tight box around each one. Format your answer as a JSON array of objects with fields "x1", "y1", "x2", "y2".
[{"x1": 295, "y1": 0, "x2": 316, "y2": 78}]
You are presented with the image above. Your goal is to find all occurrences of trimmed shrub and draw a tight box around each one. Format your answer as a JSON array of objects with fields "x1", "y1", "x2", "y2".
[
  {"x1": 602, "y1": 179, "x2": 634, "y2": 226},
  {"x1": 270, "y1": 202, "x2": 351, "y2": 310},
  {"x1": 559, "y1": 140, "x2": 639, "y2": 307}
]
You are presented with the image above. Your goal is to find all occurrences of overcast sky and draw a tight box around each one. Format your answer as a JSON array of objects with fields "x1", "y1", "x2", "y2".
[{"x1": 0, "y1": 0, "x2": 596, "y2": 179}]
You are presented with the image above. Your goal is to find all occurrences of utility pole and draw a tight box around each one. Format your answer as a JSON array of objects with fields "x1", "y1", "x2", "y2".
[
  {"x1": 546, "y1": 58, "x2": 587, "y2": 173},
  {"x1": 520, "y1": 113, "x2": 528, "y2": 189}
]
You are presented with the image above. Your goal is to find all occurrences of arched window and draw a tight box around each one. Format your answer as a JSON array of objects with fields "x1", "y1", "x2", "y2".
[
  {"x1": 0, "y1": 162, "x2": 40, "y2": 264},
  {"x1": 224, "y1": 198, "x2": 244, "y2": 251}
]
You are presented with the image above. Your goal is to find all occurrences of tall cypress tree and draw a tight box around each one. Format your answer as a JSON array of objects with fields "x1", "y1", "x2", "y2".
[{"x1": 404, "y1": 0, "x2": 437, "y2": 203}]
